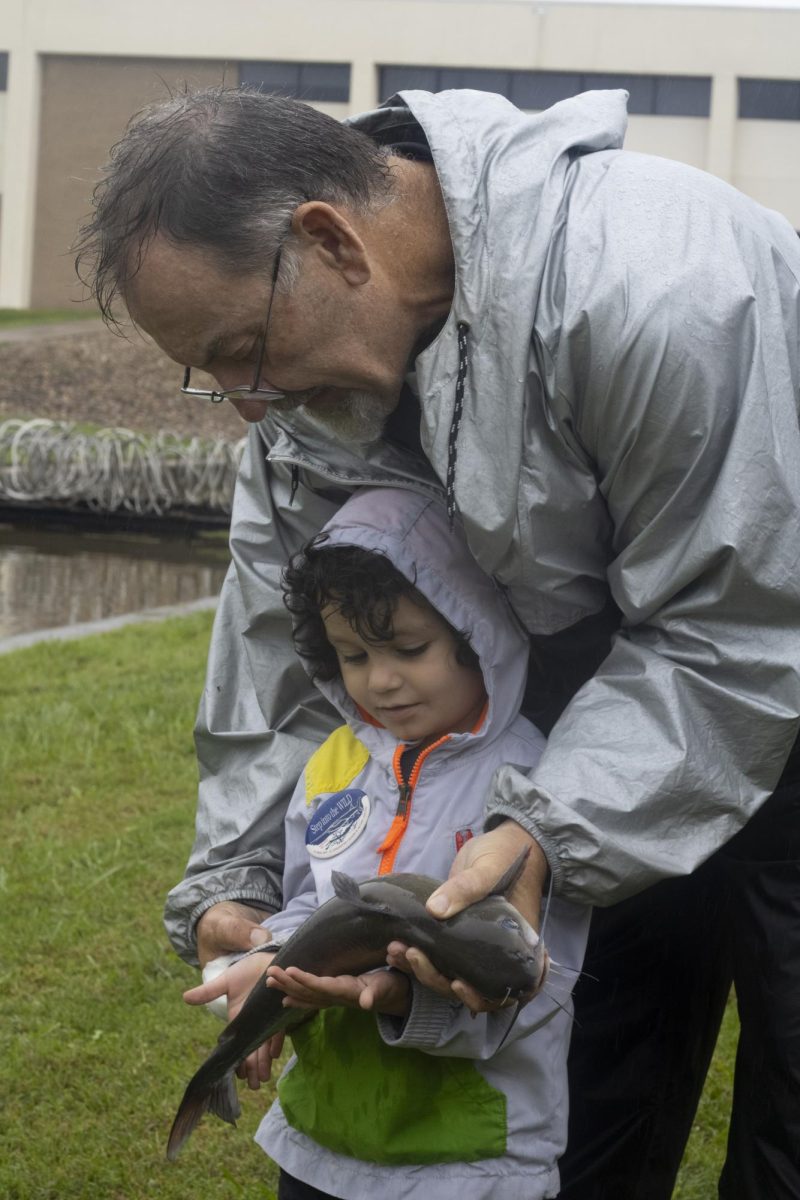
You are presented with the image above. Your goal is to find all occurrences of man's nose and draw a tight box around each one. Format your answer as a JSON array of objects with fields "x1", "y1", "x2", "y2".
[
  {"x1": 210, "y1": 367, "x2": 269, "y2": 424},
  {"x1": 231, "y1": 396, "x2": 269, "y2": 423}
]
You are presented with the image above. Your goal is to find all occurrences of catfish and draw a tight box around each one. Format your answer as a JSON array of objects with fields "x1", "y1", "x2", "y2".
[{"x1": 167, "y1": 851, "x2": 544, "y2": 1160}]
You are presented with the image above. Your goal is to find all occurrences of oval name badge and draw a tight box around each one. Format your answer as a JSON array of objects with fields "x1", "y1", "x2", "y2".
[{"x1": 305, "y1": 789, "x2": 371, "y2": 859}]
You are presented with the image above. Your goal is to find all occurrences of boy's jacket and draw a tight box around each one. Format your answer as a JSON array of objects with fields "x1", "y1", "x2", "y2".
[{"x1": 255, "y1": 487, "x2": 587, "y2": 1200}]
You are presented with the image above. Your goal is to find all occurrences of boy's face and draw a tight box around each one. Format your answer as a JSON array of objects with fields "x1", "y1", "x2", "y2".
[{"x1": 322, "y1": 595, "x2": 487, "y2": 745}]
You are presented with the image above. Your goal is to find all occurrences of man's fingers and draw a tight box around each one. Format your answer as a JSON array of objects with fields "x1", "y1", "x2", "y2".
[
  {"x1": 239, "y1": 1040, "x2": 278, "y2": 1080},
  {"x1": 183, "y1": 978, "x2": 225, "y2": 1005},
  {"x1": 425, "y1": 823, "x2": 548, "y2": 925},
  {"x1": 426, "y1": 868, "x2": 495, "y2": 919},
  {"x1": 196, "y1": 901, "x2": 268, "y2": 967},
  {"x1": 250, "y1": 926, "x2": 273, "y2": 947},
  {"x1": 268, "y1": 1032, "x2": 285, "y2": 1060},
  {"x1": 237, "y1": 1038, "x2": 278, "y2": 1090}
]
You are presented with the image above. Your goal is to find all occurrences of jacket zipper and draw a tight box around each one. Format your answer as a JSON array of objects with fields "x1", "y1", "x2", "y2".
[
  {"x1": 376, "y1": 700, "x2": 489, "y2": 874},
  {"x1": 377, "y1": 736, "x2": 450, "y2": 875},
  {"x1": 267, "y1": 448, "x2": 443, "y2": 499}
]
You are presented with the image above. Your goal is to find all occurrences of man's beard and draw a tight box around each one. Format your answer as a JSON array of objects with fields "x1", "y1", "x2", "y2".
[{"x1": 271, "y1": 388, "x2": 398, "y2": 447}]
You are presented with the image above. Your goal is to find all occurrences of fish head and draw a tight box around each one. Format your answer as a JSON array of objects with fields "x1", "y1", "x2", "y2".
[{"x1": 439, "y1": 893, "x2": 547, "y2": 1002}]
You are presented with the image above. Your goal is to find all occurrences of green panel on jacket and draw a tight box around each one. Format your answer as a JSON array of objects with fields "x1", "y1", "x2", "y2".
[{"x1": 278, "y1": 1008, "x2": 507, "y2": 1165}]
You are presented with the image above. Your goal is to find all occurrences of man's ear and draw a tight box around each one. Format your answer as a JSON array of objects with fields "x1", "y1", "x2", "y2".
[{"x1": 291, "y1": 201, "x2": 370, "y2": 286}]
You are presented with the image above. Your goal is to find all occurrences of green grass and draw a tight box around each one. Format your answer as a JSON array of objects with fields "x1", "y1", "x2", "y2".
[
  {"x1": 0, "y1": 307, "x2": 100, "y2": 328},
  {"x1": 0, "y1": 614, "x2": 734, "y2": 1198},
  {"x1": 1, "y1": 615, "x2": 278, "y2": 1199}
]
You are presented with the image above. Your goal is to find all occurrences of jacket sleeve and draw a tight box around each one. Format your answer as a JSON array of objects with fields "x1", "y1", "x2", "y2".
[
  {"x1": 163, "y1": 425, "x2": 347, "y2": 963},
  {"x1": 487, "y1": 176, "x2": 800, "y2": 905},
  {"x1": 376, "y1": 978, "x2": 566, "y2": 1060},
  {"x1": 376, "y1": 895, "x2": 588, "y2": 1060}
]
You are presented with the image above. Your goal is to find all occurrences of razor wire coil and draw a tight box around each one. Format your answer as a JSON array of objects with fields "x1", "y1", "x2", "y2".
[{"x1": 0, "y1": 419, "x2": 246, "y2": 515}]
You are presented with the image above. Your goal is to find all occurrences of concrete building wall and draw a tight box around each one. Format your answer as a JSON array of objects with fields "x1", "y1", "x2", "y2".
[
  {"x1": 0, "y1": 0, "x2": 799, "y2": 307},
  {"x1": 32, "y1": 56, "x2": 227, "y2": 308},
  {"x1": 0, "y1": 91, "x2": 6, "y2": 197},
  {"x1": 735, "y1": 119, "x2": 800, "y2": 221}
]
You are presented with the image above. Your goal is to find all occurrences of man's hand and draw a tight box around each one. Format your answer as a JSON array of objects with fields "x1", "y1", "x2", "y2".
[
  {"x1": 386, "y1": 821, "x2": 549, "y2": 1013},
  {"x1": 427, "y1": 821, "x2": 548, "y2": 926},
  {"x1": 267, "y1": 964, "x2": 411, "y2": 1018},
  {"x1": 195, "y1": 900, "x2": 272, "y2": 968},
  {"x1": 183, "y1": 952, "x2": 283, "y2": 1089}
]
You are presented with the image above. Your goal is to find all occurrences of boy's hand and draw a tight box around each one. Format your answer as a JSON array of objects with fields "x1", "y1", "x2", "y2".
[
  {"x1": 267, "y1": 964, "x2": 411, "y2": 1018},
  {"x1": 183, "y1": 953, "x2": 283, "y2": 1089},
  {"x1": 384, "y1": 943, "x2": 492, "y2": 1012}
]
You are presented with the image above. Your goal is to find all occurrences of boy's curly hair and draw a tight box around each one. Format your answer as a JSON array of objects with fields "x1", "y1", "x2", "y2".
[{"x1": 282, "y1": 536, "x2": 480, "y2": 683}]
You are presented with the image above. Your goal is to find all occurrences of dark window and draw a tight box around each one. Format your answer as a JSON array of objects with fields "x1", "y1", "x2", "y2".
[
  {"x1": 581, "y1": 72, "x2": 710, "y2": 116},
  {"x1": 240, "y1": 60, "x2": 350, "y2": 103},
  {"x1": 654, "y1": 75, "x2": 712, "y2": 117},
  {"x1": 511, "y1": 71, "x2": 581, "y2": 111},
  {"x1": 739, "y1": 78, "x2": 800, "y2": 121},
  {"x1": 587, "y1": 73, "x2": 656, "y2": 114},
  {"x1": 380, "y1": 64, "x2": 516, "y2": 103},
  {"x1": 381, "y1": 66, "x2": 439, "y2": 96},
  {"x1": 379, "y1": 65, "x2": 710, "y2": 117},
  {"x1": 0, "y1": 52, "x2": 7, "y2": 92},
  {"x1": 438, "y1": 67, "x2": 511, "y2": 95}
]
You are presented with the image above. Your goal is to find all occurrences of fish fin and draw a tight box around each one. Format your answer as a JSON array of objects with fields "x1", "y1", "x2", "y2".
[
  {"x1": 331, "y1": 871, "x2": 362, "y2": 903},
  {"x1": 331, "y1": 871, "x2": 392, "y2": 915},
  {"x1": 488, "y1": 848, "x2": 531, "y2": 898},
  {"x1": 208, "y1": 1070, "x2": 241, "y2": 1126},
  {"x1": 166, "y1": 1069, "x2": 240, "y2": 1161}
]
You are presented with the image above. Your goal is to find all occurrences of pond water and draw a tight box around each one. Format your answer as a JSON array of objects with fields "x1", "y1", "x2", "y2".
[{"x1": 0, "y1": 520, "x2": 230, "y2": 639}]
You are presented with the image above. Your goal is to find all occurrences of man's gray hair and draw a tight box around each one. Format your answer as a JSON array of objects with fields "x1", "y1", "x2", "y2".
[{"x1": 74, "y1": 85, "x2": 393, "y2": 323}]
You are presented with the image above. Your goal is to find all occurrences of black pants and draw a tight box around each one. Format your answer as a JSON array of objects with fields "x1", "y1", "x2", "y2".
[
  {"x1": 277, "y1": 1170, "x2": 340, "y2": 1200},
  {"x1": 558, "y1": 739, "x2": 800, "y2": 1200}
]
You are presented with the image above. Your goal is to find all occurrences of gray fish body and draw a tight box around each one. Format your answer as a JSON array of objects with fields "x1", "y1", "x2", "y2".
[{"x1": 167, "y1": 865, "x2": 543, "y2": 1160}]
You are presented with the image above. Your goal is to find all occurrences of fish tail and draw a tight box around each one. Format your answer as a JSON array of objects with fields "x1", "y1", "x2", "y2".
[{"x1": 166, "y1": 1068, "x2": 240, "y2": 1161}]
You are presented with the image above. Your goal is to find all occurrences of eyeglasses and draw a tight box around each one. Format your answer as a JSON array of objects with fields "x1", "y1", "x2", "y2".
[{"x1": 180, "y1": 245, "x2": 287, "y2": 405}]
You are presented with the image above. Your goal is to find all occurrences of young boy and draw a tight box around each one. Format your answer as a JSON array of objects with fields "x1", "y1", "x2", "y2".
[{"x1": 187, "y1": 487, "x2": 588, "y2": 1200}]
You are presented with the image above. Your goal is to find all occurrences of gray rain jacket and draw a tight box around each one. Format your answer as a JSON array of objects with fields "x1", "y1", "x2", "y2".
[{"x1": 165, "y1": 87, "x2": 800, "y2": 964}]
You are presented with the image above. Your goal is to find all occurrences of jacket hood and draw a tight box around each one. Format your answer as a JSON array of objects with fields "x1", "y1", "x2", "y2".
[
  {"x1": 296, "y1": 487, "x2": 529, "y2": 757},
  {"x1": 347, "y1": 89, "x2": 628, "y2": 627},
  {"x1": 352, "y1": 87, "x2": 627, "y2": 336}
]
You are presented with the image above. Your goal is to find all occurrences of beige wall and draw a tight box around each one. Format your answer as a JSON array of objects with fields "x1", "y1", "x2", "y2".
[
  {"x1": 0, "y1": 91, "x2": 6, "y2": 197},
  {"x1": 31, "y1": 56, "x2": 227, "y2": 308},
  {"x1": 624, "y1": 115, "x2": 708, "y2": 169},
  {"x1": 1, "y1": 0, "x2": 799, "y2": 306},
  {"x1": 734, "y1": 119, "x2": 800, "y2": 222}
]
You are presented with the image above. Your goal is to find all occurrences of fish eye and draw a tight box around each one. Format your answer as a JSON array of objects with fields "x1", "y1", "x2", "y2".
[{"x1": 500, "y1": 917, "x2": 520, "y2": 932}]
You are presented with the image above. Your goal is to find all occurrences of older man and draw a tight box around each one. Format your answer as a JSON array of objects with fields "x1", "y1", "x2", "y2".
[{"x1": 77, "y1": 86, "x2": 800, "y2": 1198}]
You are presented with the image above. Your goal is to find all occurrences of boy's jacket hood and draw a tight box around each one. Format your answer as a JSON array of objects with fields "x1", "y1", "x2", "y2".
[{"x1": 295, "y1": 487, "x2": 529, "y2": 757}]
